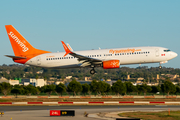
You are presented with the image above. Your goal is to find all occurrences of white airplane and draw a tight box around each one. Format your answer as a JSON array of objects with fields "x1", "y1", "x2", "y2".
[{"x1": 5, "y1": 25, "x2": 178, "y2": 74}]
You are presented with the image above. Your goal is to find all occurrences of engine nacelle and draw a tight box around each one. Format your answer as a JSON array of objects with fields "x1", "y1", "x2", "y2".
[{"x1": 103, "y1": 60, "x2": 120, "y2": 69}]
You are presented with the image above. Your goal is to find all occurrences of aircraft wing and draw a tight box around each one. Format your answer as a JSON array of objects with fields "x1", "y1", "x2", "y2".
[
  {"x1": 61, "y1": 41, "x2": 102, "y2": 67},
  {"x1": 69, "y1": 52, "x2": 102, "y2": 62}
]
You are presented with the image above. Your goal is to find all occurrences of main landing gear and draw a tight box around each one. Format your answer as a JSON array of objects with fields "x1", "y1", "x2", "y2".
[
  {"x1": 90, "y1": 65, "x2": 96, "y2": 75},
  {"x1": 90, "y1": 68, "x2": 95, "y2": 75}
]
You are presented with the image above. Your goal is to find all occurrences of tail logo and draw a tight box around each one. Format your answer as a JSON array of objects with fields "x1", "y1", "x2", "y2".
[{"x1": 8, "y1": 32, "x2": 29, "y2": 52}]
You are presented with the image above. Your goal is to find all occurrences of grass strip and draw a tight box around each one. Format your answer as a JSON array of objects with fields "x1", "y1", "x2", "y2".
[{"x1": 118, "y1": 111, "x2": 180, "y2": 120}]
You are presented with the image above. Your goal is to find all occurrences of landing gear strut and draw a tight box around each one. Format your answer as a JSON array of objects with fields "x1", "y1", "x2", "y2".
[
  {"x1": 90, "y1": 68, "x2": 95, "y2": 75},
  {"x1": 159, "y1": 63, "x2": 162, "y2": 69}
]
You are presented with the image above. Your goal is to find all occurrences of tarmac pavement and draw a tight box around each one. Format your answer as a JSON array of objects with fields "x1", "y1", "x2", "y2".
[{"x1": 0, "y1": 105, "x2": 180, "y2": 120}]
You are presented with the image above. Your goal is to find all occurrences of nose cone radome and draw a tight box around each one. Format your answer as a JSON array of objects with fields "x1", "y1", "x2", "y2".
[{"x1": 171, "y1": 52, "x2": 178, "y2": 58}]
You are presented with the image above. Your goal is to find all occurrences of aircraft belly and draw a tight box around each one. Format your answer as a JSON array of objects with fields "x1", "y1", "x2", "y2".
[
  {"x1": 43, "y1": 59, "x2": 80, "y2": 68},
  {"x1": 120, "y1": 55, "x2": 153, "y2": 65}
]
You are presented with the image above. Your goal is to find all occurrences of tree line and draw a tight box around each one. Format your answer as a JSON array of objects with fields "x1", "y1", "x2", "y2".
[
  {"x1": 0, "y1": 80, "x2": 180, "y2": 97},
  {"x1": 1, "y1": 64, "x2": 180, "y2": 82}
]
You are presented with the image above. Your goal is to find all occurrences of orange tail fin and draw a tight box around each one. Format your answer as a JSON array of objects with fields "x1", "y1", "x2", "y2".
[{"x1": 5, "y1": 25, "x2": 50, "y2": 57}]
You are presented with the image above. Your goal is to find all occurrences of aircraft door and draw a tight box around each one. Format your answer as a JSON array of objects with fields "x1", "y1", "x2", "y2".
[
  {"x1": 37, "y1": 56, "x2": 41, "y2": 65},
  {"x1": 155, "y1": 49, "x2": 159, "y2": 57}
]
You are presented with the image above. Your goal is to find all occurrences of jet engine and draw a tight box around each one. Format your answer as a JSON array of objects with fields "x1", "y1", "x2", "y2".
[{"x1": 103, "y1": 60, "x2": 120, "y2": 69}]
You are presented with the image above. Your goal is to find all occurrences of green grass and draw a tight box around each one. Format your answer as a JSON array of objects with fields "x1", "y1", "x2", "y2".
[
  {"x1": 119, "y1": 111, "x2": 180, "y2": 120},
  {"x1": 0, "y1": 99, "x2": 9, "y2": 102}
]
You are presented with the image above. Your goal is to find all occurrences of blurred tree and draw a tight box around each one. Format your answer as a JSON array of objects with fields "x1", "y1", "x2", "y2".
[
  {"x1": 175, "y1": 86, "x2": 180, "y2": 94},
  {"x1": 0, "y1": 82, "x2": 11, "y2": 96},
  {"x1": 111, "y1": 80, "x2": 126, "y2": 96},
  {"x1": 124, "y1": 81, "x2": 136, "y2": 95},
  {"x1": 44, "y1": 84, "x2": 56, "y2": 96},
  {"x1": 67, "y1": 80, "x2": 82, "y2": 96},
  {"x1": 151, "y1": 85, "x2": 161, "y2": 94},
  {"x1": 161, "y1": 81, "x2": 176, "y2": 96},
  {"x1": 90, "y1": 80, "x2": 98, "y2": 95},
  {"x1": 82, "y1": 83, "x2": 90, "y2": 96},
  {"x1": 56, "y1": 83, "x2": 66, "y2": 96},
  {"x1": 141, "y1": 84, "x2": 152, "y2": 96},
  {"x1": 11, "y1": 88, "x2": 21, "y2": 98},
  {"x1": 23, "y1": 84, "x2": 38, "y2": 96}
]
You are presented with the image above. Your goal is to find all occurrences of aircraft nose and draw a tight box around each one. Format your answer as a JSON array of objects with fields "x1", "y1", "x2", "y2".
[{"x1": 171, "y1": 52, "x2": 178, "y2": 58}]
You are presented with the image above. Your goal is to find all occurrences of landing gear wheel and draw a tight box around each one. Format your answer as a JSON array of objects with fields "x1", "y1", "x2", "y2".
[{"x1": 90, "y1": 69, "x2": 95, "y2": 75}]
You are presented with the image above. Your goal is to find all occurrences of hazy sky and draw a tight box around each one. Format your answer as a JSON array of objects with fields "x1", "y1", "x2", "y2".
[{"x1": 0, "y1": 0, "x2": 180, "y2": 68}]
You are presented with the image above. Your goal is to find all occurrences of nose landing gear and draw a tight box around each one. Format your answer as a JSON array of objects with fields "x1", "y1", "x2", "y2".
[{"x1": 159, "y1": 63, "x2": 162, "y2": 69}]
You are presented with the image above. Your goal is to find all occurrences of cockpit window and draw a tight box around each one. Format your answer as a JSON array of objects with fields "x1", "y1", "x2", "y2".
[{"x1": 164, "y1": 49, "x2": 171, "y2": 52}]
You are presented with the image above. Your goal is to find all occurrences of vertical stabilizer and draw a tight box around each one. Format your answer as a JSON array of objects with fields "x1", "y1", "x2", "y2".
[
  {"x1": 5, "y1": 25, "x2": 50, "y2": 57},
  {"x1": 5, "y1": 25, "x2": 51, "y2": 64}
]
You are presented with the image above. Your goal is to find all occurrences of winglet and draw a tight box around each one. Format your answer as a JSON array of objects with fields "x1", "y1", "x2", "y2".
[
  {"x1": 61, "y1": 41, "x2": 72, "y2": 57},
  {"x1": 67, "y1": 43, "x2": 73, "y2": 51}
]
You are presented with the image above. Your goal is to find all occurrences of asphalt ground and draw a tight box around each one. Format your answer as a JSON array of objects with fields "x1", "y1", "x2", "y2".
[
  {"x1": 1, "y1": 105, "x2": 180, "y2": 111},
  {"x1": 0, "y1": 105, "x2": 180, "y2": 120}
]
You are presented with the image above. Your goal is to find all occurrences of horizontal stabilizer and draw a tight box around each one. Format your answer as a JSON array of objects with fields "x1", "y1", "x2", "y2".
[{"x1": 5, "y1": 55, "x2": 27, "y2": 59}]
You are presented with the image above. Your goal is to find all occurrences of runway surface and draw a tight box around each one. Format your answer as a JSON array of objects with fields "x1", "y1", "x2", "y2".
[{"x1": 0, "y1": 105, "x2": 180, "y2": 120}]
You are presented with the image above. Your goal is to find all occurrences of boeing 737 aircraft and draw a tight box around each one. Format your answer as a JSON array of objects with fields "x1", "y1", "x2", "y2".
[{"x1": 5, "y1": 25, "x2": 178, "y2": 74}]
